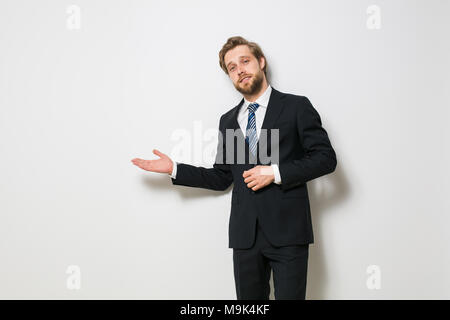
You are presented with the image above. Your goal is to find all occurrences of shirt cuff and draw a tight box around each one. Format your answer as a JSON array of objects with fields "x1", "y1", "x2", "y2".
[
  {"x1": 271, "y1": 164, "x2": 281, "y2": 184},
  {"x1": 169, "y1": 160, "x2": 177, "y2": 179}
]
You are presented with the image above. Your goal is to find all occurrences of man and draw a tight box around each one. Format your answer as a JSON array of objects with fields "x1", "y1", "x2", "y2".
[{"x1": 131, "y1": 36, "x2": 337, "y2": 300}]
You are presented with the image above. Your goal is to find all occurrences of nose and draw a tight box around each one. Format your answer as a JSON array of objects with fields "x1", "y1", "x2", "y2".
[{"x1": 237, "y1": 65, "x2": 246, "y2": 76}]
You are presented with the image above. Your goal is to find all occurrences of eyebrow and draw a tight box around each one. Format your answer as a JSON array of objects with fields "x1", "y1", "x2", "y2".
[{"x1": 226, "y1": 56, "x2": 251, "y2": 69}]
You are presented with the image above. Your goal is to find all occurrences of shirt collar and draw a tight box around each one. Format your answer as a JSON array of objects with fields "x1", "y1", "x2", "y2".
[{"x1": 242, "y1": 84, "x2": 272, "y2": 111}]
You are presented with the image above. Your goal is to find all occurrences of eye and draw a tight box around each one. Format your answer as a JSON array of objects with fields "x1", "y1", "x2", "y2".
[
  {"x1": 230, "y1": 66, "x2": 235, "y2": 71},
  {"x1": 244, "y1": 60, "x2": 249, "y2": 63}
]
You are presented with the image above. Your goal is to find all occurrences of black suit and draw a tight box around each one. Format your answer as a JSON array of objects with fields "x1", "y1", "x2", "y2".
[{"x1": 171, "y1": 87, "x2": 336, "y2": 299}]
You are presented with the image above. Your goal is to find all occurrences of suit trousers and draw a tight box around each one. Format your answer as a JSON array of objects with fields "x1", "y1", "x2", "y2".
[{"x1": 232, "y1": 219, "x2": 309, "y2": 300}]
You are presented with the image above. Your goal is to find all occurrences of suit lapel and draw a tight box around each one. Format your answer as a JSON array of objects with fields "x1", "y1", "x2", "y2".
[{"x1": 259, "y1": 87, "x2": 285, "y2": 140}]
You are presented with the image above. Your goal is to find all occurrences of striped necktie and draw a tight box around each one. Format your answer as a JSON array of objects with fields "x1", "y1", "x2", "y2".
[{"x1": 245, "y1": 102, "x2": 260, "y2": 156}]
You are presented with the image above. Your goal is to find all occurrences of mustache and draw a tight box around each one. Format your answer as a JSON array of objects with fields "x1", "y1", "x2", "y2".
[{"x1": 239, "y1": 75, "x2": 252, "y2": 82}]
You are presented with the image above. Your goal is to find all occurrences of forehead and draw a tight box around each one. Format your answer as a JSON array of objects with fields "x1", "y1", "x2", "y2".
[{"x1": 224, "y1": 45, "x2": 253, "y2": 65}]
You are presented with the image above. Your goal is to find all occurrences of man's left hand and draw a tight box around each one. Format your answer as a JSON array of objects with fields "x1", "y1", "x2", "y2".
[{"x1": 243, "y1": 165, "x2": 275, "y2": 191}]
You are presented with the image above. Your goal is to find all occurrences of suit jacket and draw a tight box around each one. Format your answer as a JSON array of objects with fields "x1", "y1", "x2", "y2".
[{"x1": 171, "y1": 87, "x2": 337, "y2": 249}]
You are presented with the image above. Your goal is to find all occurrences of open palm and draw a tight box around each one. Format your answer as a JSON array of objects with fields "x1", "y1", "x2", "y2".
[{"x1": 131, "y1": 149, "x2": 173, "y2": 174}]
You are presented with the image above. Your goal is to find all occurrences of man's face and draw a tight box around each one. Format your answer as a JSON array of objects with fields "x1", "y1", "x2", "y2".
[{"x1": 224, "y1": 45, "x2": 265, "y2": 96}]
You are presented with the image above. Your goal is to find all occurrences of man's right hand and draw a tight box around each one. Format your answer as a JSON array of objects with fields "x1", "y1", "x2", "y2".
[{"x1": 131, "y1": 149, "x2": 173, "y2": 174}]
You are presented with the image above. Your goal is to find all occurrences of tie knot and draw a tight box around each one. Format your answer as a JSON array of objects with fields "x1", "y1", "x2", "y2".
[{"x1": 248, "y1": 103, "x2": 259, "y2": 113}]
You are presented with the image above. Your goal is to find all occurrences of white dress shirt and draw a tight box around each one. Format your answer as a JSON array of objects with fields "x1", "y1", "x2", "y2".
[{"x1": 170, "y1": 84, "x2": 282, "y2": 185}]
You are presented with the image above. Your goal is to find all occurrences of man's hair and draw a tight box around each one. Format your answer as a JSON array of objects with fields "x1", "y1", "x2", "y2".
[{"x1": 219, "y1": 36, "x2": 267, "y2": 76}]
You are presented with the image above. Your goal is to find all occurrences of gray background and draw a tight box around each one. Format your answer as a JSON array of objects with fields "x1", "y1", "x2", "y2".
[{"x1": 1, "y1": 0, "x2": 449, "y2": 299}]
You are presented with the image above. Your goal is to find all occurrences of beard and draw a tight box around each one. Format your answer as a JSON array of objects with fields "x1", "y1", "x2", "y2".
[{"x1": 234, "y1": 70, "x2": 264, "y2": 95}]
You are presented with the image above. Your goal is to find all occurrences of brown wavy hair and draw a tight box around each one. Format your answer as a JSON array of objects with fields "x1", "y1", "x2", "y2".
[{"x1": 219, "y1": 36, "x2": 267, "y2": 76}]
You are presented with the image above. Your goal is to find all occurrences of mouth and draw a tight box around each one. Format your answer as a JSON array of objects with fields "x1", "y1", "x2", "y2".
[{"x1": 240, "y1": 76, "x2": 252, "y2": 83}]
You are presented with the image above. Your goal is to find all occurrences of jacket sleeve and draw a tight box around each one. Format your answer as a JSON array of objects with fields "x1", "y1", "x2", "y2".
[
  {"x1": 170, "y1": 115, "x2": 233, "y2": 191},
  {"x1": 278, "y1": 96, "x2": 337, "y2": 191}
]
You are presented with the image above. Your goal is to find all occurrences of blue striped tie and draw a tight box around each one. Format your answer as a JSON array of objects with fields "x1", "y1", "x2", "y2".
[{"x1": 245, "y1": 102, "x2": 260, "y2": 156}]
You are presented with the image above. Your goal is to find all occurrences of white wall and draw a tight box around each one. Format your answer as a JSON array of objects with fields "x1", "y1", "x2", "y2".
[{"x1": 0, "y1": 0, "x2": 449, "y2": 299}]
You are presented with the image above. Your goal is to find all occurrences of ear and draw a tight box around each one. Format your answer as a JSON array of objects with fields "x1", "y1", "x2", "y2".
[{"x1": 259, "y1": 56, "x2": 266, "y2": 70}]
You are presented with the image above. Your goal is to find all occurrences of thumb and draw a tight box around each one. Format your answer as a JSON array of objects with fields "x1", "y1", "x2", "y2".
[{"x1": 153, "y1": 149, "x2": 166, "y2": 158}]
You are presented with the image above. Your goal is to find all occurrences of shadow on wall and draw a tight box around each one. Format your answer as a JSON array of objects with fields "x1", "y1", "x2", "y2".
[
  {"x1": 304, "y1": 161, "x2": 350, "y2": 300},
  {"x1": 265, "y1": 160, "x2": 349, "y2": 300},
  {"x1": 141, "y1": 174, "x2": 231, "y2": 201}
]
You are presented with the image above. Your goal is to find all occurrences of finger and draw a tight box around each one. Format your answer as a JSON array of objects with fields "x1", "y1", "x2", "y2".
[
  {"x1": 244, "y1": 176, "x2": 255, "y2": 183},
  {"x1": 134, "y1": 159, "x2": 145, "y2": 168},
  {"x1": 145, "y1": 161, "x2": 155, "y2": 171},
  {"x1": 243, "y1": 169, "x2": 253, "y2": 178},
  {"x1": 136, "y1": 159, "x2": 151, "y2": 169},
  {"x1": 247, "y1": 180, "x2": 258, "y2": 188}
]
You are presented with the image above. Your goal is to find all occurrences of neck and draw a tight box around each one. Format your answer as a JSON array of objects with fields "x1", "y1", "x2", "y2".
[{"x1": 243, "y1": 78, "x2": 269, "y2": 102}]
